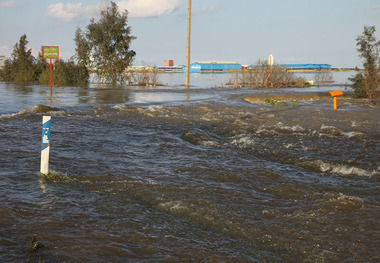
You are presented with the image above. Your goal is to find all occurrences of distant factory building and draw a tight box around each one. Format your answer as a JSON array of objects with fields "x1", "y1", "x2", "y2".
[
  {"x1": 164, "y1": 60, "x2": 174, "y2": 67},
  {"x1": 248, "y1": 63, "x2": 332, "y2": 70},
  {"x1": 155, "y1": 60, "x2": 184, "y2": 72},
  {"x1": 185, "y1": 61, "x2": 242, "y2": 72},
  {"x1": 280, "y1": 64, "x2": 332, "y2": 70},
  {"x1": 0, "y1": 56, "x2": 5, "y2": 69}
]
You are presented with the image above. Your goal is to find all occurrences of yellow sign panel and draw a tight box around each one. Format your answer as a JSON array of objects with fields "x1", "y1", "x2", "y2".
[{"x1": 42, "y1": 46, "x2": 59, "y2": 59}]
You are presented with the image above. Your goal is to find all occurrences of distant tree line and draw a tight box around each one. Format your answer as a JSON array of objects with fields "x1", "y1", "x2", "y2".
[
  {"x1": 0, "y1": 34, "x2": 89, "y2": 87},
  {"x1": 0, "y1": 1, "x2": 136, "y2": 86}
]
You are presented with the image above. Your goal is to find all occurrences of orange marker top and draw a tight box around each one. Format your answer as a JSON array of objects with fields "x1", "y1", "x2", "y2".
[{"x1": 328, "y1": 90, "x2": 344, "y2": 97}]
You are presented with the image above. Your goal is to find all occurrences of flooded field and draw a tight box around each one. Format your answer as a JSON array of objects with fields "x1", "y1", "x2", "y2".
[{"x1": 0, "y1": 72, "x2": 379, "y2": 262}]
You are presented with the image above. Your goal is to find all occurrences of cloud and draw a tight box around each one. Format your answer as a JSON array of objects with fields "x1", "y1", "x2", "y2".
[
  {"x1": 45, "y1": 0, "x2": 181, "y2": 22},
  {"x1": 195, "y1": 4, "x2": 220, "y2": 14},
  {"x1": 0, "y1": 1, "x2": 14, "y2": 8},
  {"x1": 0, "y1": 45, "x2": 10, "y2": 56},
  {"x1": 117, "y1": 0, "x2": 181, "y2": 18},
  {"x1": 371, "y1": 4, "x2": 380, "y2": 10},
  {"x1": 45, "y1": 2, "x2": 98, "y2": 22}
]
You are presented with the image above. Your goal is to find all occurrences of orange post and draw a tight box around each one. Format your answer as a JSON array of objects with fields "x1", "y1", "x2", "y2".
[
  {"x1": 333, "y1": 96, "x2": 337, "y2": 110},
  {"x1": 328, "y1": 90, "x2": 343, "y2": 110}
]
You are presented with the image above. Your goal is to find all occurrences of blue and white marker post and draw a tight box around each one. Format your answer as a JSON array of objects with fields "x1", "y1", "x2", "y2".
[{"x1": 40, "y1": 116, "x2": 51, "y2": 175}]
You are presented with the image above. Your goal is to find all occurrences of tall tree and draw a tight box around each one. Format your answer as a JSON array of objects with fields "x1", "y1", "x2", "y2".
[
  {"x1": 11, "y1": 34, "x2": 34, "y2": 68},
  {"x1": 0, "y1": 34, "x2": 36, "y2": 82},
  {"x1": 74, "y1": 27, "x2": 91, "y2": 67},
  {"x1": 77, "y1": 1, "x2": 136, "y2": 83},
  {"x1": 350, "y1": 26, "x2": 380, "y2": 99}
]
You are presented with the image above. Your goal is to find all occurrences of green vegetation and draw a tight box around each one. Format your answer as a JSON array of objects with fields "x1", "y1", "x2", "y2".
[
  {"x1": 75, "y1": 1, "x2": 136, "y2": 84},
  {"x1": 40, "y1": 170, "x2": 73, "y2": 183},
  {"x1": 39, "y1": 59, "x2": 89, "y2": 87},
  {"x1": 349, "y1": 26, "x2": 380, "y2": 99},
  {"x1": 0, "y1": 34, "x2": 89, "y2": 87},
  {"x1": 0, "y1": 34, "x2": 38, "y2": 83},
  {"x1": 264, "y1": 98, "x2": 300, "y2": 107},
  {"x1": 264, "y1": 98, "x2": 288, "y2": 106},
  {"x1": 28, "y1": 236, "x2": 45, "y2": 252}
]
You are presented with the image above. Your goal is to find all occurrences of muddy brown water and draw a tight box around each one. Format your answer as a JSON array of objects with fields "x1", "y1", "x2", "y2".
[{"x1": 0, "y1": 75, "x2": 379, "y2": 262}]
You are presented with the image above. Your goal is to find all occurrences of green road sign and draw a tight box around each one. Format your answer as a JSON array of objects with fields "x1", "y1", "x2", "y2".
[{"x1": 42, "y1": 46, "x2": 59, "y2": 59}]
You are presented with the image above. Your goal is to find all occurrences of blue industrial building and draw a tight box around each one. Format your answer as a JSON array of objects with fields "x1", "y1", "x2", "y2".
[
  {"x1": 184, "y1": 62, "x2": 242, "y2": 72},
  {"x1": 248, "y1": 64, "x2": 332, "y2": 70},
  {"x1": 279, "y1": 64, "x2": 332, "y2": 70}
]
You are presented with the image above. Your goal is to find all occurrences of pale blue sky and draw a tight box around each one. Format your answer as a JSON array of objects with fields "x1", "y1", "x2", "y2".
[{"x1": 1, "y1": 0, "x2": 379, "y2": 68}]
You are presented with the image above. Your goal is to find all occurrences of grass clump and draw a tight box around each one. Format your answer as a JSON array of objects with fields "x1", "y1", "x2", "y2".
[
  {"x1": 28, "y1": 236, "x2": 45, "y2": 252},
  {"x1": 264, "y1": 98, "x2": 288, "y2": 106},
  {"x1": 40, "y1": 170, "x2": 74, "y2": 183}
]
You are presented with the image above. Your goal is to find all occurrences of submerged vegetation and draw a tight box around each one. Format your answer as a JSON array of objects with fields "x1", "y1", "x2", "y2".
[
  {"x1": 40, "y1": 170, "x2": 74, "y2": 183},
  {"x1": 229, "y1": 59, "x2": 308, "y2": 89},
  {"x1": 264, "y1": 98, "x2": 288, "y2": 106},
  {"x1": 125, "y1": 69, "x2": 162, "y2": 86}
]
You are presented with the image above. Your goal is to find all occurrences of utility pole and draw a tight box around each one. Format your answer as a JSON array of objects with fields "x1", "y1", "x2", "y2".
[{"x1": 185, "y1": 0, "x2": 192, "y2": 88}]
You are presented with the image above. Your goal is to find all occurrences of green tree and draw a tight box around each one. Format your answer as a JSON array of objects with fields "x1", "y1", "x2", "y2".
[
  {"x1": 350, "y1": 26, "x2": 380, "y2": 99},
  {"x1": 74, "y1": 27, "x2": 91, "y2": 67},
  {"x1": 76, "y1": 1, "x2": 136, "y2": 83},
  {"x1": 0, "y1": 34, "x2": 37, "y2": 82}
]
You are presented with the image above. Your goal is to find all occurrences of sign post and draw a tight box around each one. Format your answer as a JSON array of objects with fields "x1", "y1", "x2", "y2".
[
  {"x1": 42, "y1": 46, "x2": 59, "y2": 97},
  {"x1": 328, "y1": 90, "x2": 344, "y2": 110},
  {"x1": 40, "y1": 116, "x2": 51, "y2": 175},
  {"x1": 269, "y1": 54, "x2": 274, "y2": 88}
]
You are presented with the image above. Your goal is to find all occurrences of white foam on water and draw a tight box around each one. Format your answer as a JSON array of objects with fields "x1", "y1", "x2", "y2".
[
  {"x1": 256, "y1": 125, "x2": 279, "y2": 136},
  {"x1": 320, "y1": 124, "x2": 338, "y2": 131},
  {"x1": 112, "y1": 104, "x2": 126, "y2": 110},
  {"x1": 341, "y1": 131, "x2": 363, "y2": 138},
  {"x1": 230, "y1": 135, "x2": 256, "y2": 148},
  {"x1": 324, "y1": 193, "x2": 365, "y2": 211},
  {"x1": 275, "y1": 122, "x2": 305, "y2": 132},
  {"x1": 0, "y1": 113, "x2": 18, "y2": 119},
  {"x1": 255, "y1": 122, "x2": 305, "y2": 136},
  {"x1": 201, "y1": 140, "x2": 220, "y2": 147},
  {"x1": 317, "y1": 124, "x2": 363, "y2": 138},
  {"x1": 147, "y1": 105, "x2": 165, "y2": 112},
  {"x1": 157, "y1": 201, "x2": 188, "y2": 213},
  {"x1": 304, "y1": 160, "x2": 374, "y2": 177}
]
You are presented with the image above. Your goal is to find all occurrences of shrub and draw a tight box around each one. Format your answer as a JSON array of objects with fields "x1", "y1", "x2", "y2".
[
  {"x1": 54, "y1": 60, "x2": 89, "y2": 87},
  {"x1": 349, "y1": 26, "x2": 380, "y2": 99},
  {"x1": 237, "y1": 59, "x2": 307, "y2": 88}
]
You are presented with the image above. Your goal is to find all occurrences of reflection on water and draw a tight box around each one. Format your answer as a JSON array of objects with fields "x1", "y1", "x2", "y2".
[{"x1": 0, "y1": 72, "x2": 379, "y2": 262}]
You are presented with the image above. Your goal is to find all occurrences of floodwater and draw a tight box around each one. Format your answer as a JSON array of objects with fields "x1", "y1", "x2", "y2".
[{"x1": 0, "y1": 72, "x2": 379, "y2": 262}]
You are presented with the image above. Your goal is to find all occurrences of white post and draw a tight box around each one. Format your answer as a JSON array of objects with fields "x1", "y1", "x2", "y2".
[{"x1": 40, "y1": 116, "x2": 51, "y2": 175}]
